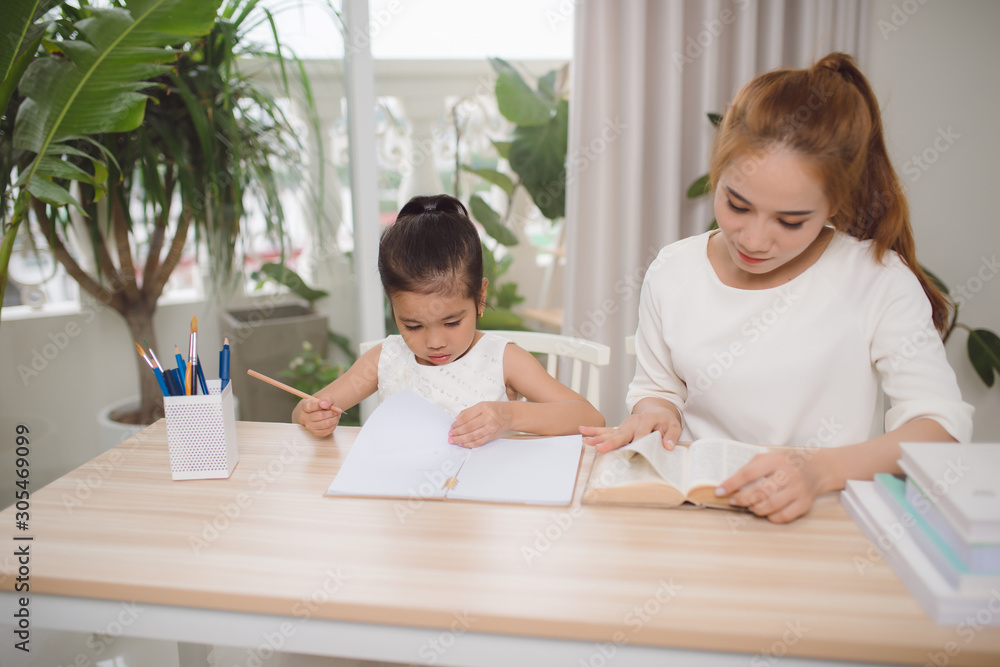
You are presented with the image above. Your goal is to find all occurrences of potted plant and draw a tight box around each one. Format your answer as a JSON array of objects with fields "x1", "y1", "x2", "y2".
[
  {"x1": 221, "y1": 263, "x2": 334, "y2": 423},
  {"x1": 451, "y1": 58, "x2": 570, "y2": 330},
  {"x1": 1, "y1": 0, "x2": 322, "y2": 425}
]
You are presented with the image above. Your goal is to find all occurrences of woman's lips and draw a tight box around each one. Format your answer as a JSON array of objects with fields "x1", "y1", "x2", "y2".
[{"x1": 737, "y1": 249, "x2": 768, "y2": 264}]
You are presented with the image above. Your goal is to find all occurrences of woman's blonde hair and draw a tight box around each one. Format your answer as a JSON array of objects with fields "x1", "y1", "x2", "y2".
[{"x1": 709, "y1": 52, "x2": 949, "y2": 331}]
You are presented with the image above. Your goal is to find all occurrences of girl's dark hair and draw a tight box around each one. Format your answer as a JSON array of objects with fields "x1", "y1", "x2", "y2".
[
  {"x1": 709, "y1": 52, "x2": 949, "y2": 332},
  {"x1": 378, "y1": 194, "x2": 484, "y2": 306}
]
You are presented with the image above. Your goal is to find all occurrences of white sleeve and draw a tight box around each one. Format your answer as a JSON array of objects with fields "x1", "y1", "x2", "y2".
[
  {"x1": 625, "y1": 266, "x2": 688, "y2": 415},
  {"x1": 869, "y1": 264, "x2": 974, "y2": 442}
]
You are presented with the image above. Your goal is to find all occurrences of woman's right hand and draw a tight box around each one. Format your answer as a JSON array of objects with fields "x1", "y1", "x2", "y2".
[
  {"x1": 294, "y1": 395, "x2": 341, "y2": 437},
  {"x1": 580, "y1": 401, "x2": 682, "y2": 453}
]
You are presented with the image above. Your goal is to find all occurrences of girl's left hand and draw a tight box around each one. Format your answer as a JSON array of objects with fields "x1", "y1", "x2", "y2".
[
  {"x1": 449, "y1": 401, "x2": 513, "y2": 448},
  {"x1": 716, "y1": 450, "x2": 829, "y2": 523}
]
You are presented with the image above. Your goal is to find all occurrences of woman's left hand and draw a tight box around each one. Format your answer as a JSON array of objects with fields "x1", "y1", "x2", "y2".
[
  {"x1": 716, "y1": 450, "x2": 829, "y2": 523},
  {"x1": 449, "y1": 401, "x2": 513, "y2": 448}
]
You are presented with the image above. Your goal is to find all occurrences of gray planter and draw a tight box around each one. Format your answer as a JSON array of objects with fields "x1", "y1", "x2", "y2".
[{"x1": 220, "y1": 303, "x2": 328, "y2": 423}]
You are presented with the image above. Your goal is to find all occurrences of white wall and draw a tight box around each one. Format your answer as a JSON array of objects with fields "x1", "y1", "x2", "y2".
[{"x1": 865, "y1": 0, "x2": 1000, "y2": 441}]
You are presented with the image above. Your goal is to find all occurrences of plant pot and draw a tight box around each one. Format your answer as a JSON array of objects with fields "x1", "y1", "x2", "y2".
[
  {"x1": 96, "y1": 397, "x2": 148, "y2": 453},
  {"x1": 221, "y1": 303, "x2": 328, "y2": 423}
]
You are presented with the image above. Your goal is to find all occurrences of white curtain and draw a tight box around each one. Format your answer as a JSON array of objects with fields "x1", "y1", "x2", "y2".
[{"x1": 563, "y1": 0, "x2": 870, "y2": 425}]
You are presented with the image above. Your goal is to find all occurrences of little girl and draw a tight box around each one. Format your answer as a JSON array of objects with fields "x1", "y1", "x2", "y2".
[
  {"x1": 582, "y1": 53, "x2": 973, "y2": 523},
  {"x1": 294, "y1": 194, "x2": 605, "y2": 446}
]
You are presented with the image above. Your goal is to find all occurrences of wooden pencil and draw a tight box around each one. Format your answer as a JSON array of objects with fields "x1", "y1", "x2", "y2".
[{"x1": 246, "y1": 369, "x2": 344, "y2": 413}]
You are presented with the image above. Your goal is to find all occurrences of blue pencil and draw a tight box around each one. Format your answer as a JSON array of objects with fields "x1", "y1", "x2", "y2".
[
  {"x1": 162, "y1": 369, "x2": 181, "y2": 397},
  {"x1": 135, "y1": 342, "x2": 170, "y2": 397},
  {"x1": 174, "y1": 346, "x2": 187, "y2": 381},
  {"x1": 196, "y1": 358, "x2": 209, "y2": 395}
]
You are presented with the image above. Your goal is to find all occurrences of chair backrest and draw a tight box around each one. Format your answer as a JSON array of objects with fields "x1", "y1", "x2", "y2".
[
  {"x1": 490, "y1": 330, "x2": 610, "y2": 410},
  {"x1": 359, "y1": 331, "x2": 611, "y2": 410}
]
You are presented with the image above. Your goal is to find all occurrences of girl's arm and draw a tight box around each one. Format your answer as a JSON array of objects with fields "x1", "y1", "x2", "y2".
[
  {"x1": 448, "y1": 343, "x2": 605, "y2": 447},
  {"x1": 292, "y1": 344, "x2": 381, "y2": 437},
  {"x1": 717, "y1": 417, "x2": 954, "y2": 523}
]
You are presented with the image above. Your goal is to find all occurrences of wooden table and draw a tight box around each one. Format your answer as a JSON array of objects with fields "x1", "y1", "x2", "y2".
[{"x1": 2, "y1": 421, "x2": 999, "y2": 666}]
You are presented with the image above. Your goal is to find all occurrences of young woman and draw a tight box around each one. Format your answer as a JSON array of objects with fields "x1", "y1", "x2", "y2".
[
  {"x1": 294, "y1": 194, "x2": 604, "y2": 446},
  {"x1": 582, "y1": 53, "x2": 973, "y2": 523}
]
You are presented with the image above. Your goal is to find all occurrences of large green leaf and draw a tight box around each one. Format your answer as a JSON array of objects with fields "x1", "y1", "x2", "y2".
[
  {"x1": 686, "y1": 173, "x2": 711, "y2": 199},
  {"x1": 490, "y1": 57, "x2": 552, "y2": 127},
  {"x1": 508, "y1": 99, "x2": 568, "y2": 220},
  {"x1": 469, "y1": 194, "x2": 518, "y2": 247},
  {"x1": 968, "y1": 328, "x2": 1000, "y2": 388},
  {"x1": 463, "y1": 165, "x2": 514, "y2": 195},
  {"x1": 255, "y1": 262, "x2": 329, "y2": 305},
  {"x1": 0, "y1": 0, "x2": 60, "y2": 115},
  {"x1": 491, "y1": 140, "x2": 511, "y2": 160},
  {"x1": 13, "y1": 0, "x2": 222, "y2": 185}
]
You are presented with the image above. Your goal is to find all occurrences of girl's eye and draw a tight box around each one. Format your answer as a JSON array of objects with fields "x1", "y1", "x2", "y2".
[
  {"x1": 404, "y1": 324, "x2": 422, "y2": 331},
  {"x1": 445, "y1": 320, "x2": 461, "y2": 327},
  {"x1": 726, "y1": 198, "x2": 749, "y2": 213}
]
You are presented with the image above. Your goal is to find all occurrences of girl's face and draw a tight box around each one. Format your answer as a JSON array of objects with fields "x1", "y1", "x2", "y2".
[
  {"x1": 390, "y1": 282, "x2": 485, "y2": 366},
  {"x1": 713, "y1": 147, "x2": 833, "y2": 287}
]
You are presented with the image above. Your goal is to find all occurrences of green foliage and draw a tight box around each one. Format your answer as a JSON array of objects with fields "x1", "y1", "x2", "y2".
[
  {"x1": 489, "y1": 58, "x2": 568, "y2": 221},
  {"x1": 966, "y1": 328, "x2": 1000, "y2": 388},
  {"x1": 469, "y1": 194, "x2": 517, "y2": 247},
  {"x1": 254, "y1": 263, "x2": 330, "y2": 306},
  {"x1": 0, "y1": 0, "x2": 323, "y2": 423},
  {"x1": 282, "y1": 341, "x2": 359, "y2": 426},
  {"x1": 453, "y1": 59, "x2": 570, "y2": 332}
]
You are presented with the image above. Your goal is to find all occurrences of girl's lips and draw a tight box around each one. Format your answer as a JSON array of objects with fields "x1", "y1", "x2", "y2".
[
  {"x1": 428, "y1": 354, "x2": 451, "y2": 363},
  {"x1": 737, "y1": 249, "x2": 768, "y2": 264}
]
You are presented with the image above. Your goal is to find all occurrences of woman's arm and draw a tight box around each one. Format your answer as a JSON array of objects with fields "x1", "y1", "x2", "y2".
[{"x1": 718, "y1": 417, "x2": 955, "y2": 523}]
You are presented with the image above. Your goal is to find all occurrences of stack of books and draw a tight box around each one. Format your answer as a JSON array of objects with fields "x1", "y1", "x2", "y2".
[{"x1": 841, "y1": 443, "x2": 1000, "y2": 625}]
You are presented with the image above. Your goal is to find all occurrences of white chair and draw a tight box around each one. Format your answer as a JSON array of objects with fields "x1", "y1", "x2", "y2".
[
  {"x1": 360, "y1": 331, "x2": 611, "y2": 410},
  {"x1": 491, "y1": 330, "x2": 610, "y2": 409},
  {"x1": 625, "y1": 334, "x2": 636, "y2": 356}
]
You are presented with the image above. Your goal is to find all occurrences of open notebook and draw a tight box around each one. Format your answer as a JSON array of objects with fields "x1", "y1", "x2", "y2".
[{"x1": 327, "y1": 390, "x2": 584, "y2": 505}]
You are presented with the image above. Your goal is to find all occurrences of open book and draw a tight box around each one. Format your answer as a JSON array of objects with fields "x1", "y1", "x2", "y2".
[
  {"x1": 327, "y1": 389, "x2": 583, "y2": 506},
  {"x1": 583, "y1": 432, "x2": 766, "y2": 509}
]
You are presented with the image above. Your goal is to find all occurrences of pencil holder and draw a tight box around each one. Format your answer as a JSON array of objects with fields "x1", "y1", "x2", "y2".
[{"x1": 164, "y1": 379, "x2": 239, "y2": 480}]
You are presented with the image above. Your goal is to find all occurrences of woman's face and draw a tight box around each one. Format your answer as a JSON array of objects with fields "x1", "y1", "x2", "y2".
[{"x1": 713, "y1": 147, "x2": 833, "y2": 286}]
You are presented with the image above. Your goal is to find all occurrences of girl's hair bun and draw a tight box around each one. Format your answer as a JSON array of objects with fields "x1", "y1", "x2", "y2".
[{"x1": 397, "y1": 194, "x2": 468, "y2": 219}]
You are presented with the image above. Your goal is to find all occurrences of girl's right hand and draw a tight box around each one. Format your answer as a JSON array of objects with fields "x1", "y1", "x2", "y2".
[
  {"x1": 294, "y1": 395, "x2": 341, "y2": 437},
  {"x1": 580, "y1": 407, "x2": 682, "y2": 453}
]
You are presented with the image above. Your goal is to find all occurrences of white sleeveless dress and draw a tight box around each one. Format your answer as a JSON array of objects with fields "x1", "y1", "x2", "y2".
[{"x1": 377, "y1": 333, "x2": 510, "y2": 416}]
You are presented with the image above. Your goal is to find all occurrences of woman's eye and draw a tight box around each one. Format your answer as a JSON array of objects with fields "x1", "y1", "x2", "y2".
[{"x1": 726, "y1": 198, "x2": 749, "y2": 213}]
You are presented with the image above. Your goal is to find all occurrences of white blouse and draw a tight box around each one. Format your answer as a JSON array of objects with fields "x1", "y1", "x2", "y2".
[
  {"x1": 378, "y1": 333, "x2": 510, "y2": 416},
  {"x1": 626, "y1": 230, "x2": 974, "y2": 446}
]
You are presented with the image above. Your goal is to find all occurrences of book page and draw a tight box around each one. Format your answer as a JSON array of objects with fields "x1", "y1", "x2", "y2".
[
  {"x1": 327, "y1": 390, "x2": 466, "y2": 499},
  {"x1": 687, "y1": 438, "x2": 766, "y2": 496},
  {"x1": 582, "y1": 432, "x2": 688, "y2": 507},
  {"x1": 447, "y1": 434, "x2": 583, "y2": 505}
]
